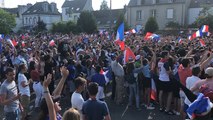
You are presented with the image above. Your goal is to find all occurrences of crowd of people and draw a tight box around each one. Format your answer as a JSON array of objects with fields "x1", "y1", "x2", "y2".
[{"x1": 0, "y1": 32, "x2": 213, "y2": 120}]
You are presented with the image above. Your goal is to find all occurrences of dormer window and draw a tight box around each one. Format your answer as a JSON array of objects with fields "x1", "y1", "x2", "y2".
[{"x1": 76, "y1": 8, "x2": 80, "y2": 11}]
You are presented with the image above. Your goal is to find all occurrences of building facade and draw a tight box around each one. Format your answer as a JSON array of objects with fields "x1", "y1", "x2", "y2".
[
  {"x1": 127, "y1": 0, "x2": 191, "y2": 30},
  {"x1": 62, "y1": 0, "x2": 93, "y2": 22},
  {"x1": 188, "y1": 0, "x2": 213, "y2": 25},
  {"x1": 22, "y1": 2, "x2": 61, "y2": 30},
  {"x1": 3, "y1": 1, "x2": 61, "y2": 32}
]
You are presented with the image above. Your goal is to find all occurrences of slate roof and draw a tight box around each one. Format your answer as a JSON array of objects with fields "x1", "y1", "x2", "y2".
[
  {"x1": 62, "y1": 0, "x2": 87, "y2": 13},
  {"x1": 92, "y1": 9, "x2": 124, "y2": 25},
  {"x1": 22, "y1": 1, "x2": 60, "y2": 15},
  {"x1": 189, "y1": 0, "x2": 213, "y2": 8},
  {"x1": 128, "y1": 0, "x2": 137, "y2": 6},
  {"x1": 3, "y1": 8, "x2": 18, "y2": 15},
  {"x1": 128, "y1": 0, "x2": 185, "y2": 6}
]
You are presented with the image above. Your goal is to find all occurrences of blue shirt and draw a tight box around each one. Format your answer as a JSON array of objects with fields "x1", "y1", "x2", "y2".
[
  {"x1": 91, "y1": 73, "x2": 106, "y2": 87},
  {"x1": 82, "y1": 99, "x2": 109, "y2": 120},
  {"x1": 142, "y1": 64, "x2": 151, "y2": 78}
]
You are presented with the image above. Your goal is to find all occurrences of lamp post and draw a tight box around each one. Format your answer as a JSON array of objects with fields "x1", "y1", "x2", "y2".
[{"x1": 109, "y1": 0, "x2": 112, "y2": 32}]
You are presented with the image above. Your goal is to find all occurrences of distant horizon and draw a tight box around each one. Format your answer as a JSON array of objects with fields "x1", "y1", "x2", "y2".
[{"x1": 3, "y1": 0, "x2": 130, "y2": 12}]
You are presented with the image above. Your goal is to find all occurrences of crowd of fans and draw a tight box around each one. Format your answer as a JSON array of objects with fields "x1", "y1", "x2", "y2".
[{"x1": 0, "y1": 32, "x2": 213, "y2": 120}]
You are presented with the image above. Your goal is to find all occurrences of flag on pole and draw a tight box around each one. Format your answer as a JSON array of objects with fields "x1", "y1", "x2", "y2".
[
  {"x1": 201, "y1": 25, "x2": 209, "y2": 33},
  {"x1": 124, "y1": 47, "x2": 135, "y2": 64},
  {"x1": 192, "y1": 30, "x2": 202, "y2": 39},
  {"x1": 178, "y1": 37, "x2": 183, "y2": 43},
  {"x1": 151, "y1": 79, "x2": 157, "y2": 101},
  {"x1": 115, "y1": 23, "x2": 125, "y2": 50}
]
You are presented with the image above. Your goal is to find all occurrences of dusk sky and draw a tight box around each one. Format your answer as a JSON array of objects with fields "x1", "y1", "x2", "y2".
[{"x1": 4, "y1": 0, "x2": 130, "y2": 12}]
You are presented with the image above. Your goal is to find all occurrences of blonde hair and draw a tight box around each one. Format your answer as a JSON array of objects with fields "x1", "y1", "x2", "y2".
[{"x1": 62, "y1": 108, "x2": 80, "y2": 120}]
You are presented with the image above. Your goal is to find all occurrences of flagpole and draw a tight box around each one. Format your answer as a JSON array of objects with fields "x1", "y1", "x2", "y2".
[{"x1": 109, "y1": 0, "x2": 112, "y2": 33}]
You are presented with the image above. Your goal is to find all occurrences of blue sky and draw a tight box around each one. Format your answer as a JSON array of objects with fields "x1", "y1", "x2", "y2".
[{"x1": 3, "y1": 0, "x2": 130, "y2": 12}]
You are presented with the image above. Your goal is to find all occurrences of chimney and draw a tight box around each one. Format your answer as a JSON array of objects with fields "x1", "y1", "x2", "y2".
[
  {"x1": 27, "y1": 3, "x2": 32, "y2": 9},
  {"x1": 50, "y1": 2, "x2": 56, "y2": 12}
]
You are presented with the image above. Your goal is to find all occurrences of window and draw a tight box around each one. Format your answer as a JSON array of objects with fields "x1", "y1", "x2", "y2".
[
  {"x1": 151, "y1": 9, "x2": 156, "y2": 18},
  {"x1": 25, "y1": 18, "x2": 28, "y2": 24},
  {"x1": 167, "y1": 9, "x2": 174, "y2": 19},
  {"x1": 141, "y1": 0, "x2": 145, "y2": 4},
  {"x1": 74, "y1": 15, "x2": 78, "y2": 22},
  {"x1": 136, "y1": 10, "x2": 142, "y2": 20}
]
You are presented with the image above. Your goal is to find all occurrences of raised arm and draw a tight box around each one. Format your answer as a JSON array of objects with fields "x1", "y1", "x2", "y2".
[
  {"x1": 199, "y1": 52, "x2": 213, "y2": 70},
  {"x1": 42, "y1": 74, "x2": 57, "y2": 120},
  {"x1": 52, "y1": 66, "x2": 69, "y2": 97}
]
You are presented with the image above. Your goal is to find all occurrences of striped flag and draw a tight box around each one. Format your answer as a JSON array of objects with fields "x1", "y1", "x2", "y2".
[
  {"x1": 201, "y1": 25, "x2": 209, "y2": 33},
  {"x1": 124, "y1": 47, "x2": 135, "y2": 64},
  {"x1": 200, "y1": 39, "x2": 206, "y2": 47},
  {"x1": 115, "y1": 23, "x2": 125, "y2": 50},
  {"x1": 187, "y1": 93, "x2": 213, "y2": 119},
  {"x1": 178, "y1": 37, "x2": 183, "y2": 43}
]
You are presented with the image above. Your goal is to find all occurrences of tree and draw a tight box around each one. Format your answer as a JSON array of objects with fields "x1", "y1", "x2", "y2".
[
  {"x1": 190, "y1": 5, "x2": 213, "y2": 30},
  {"x1": 100, "y1": 0, "x2": 109, "y2": 10},
  {"x1": 77, "y1": 11, "x2": 97, "y2": 34},
  {"x1": 0, "y1": 9, "x2": 16, "y2": 34},
  {"x1": 114, "y1": 12, "x2": 129, "y2": 32},
  {"x1": 33, "y1": 20, "x2": 47, "y2": 33},
  {"x1": 144, "y1": 17, "x2": 159, "y2": 33}
]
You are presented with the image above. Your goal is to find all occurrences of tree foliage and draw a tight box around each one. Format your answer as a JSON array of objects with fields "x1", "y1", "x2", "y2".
[
  {"x1": 33, "y1": 20, "x2": 47, "y2": 33},
  {"x1": 114, "y1": 12, "x2": 129, "y2": 32},
  {"x1": 190, "y1": 5, "x2": 213, "y2": 30},
  {"x1": 0, "y1": 9, "x2": 16, "y2": 34},
  {"x1": 144, "y1": 17, "x2": 159, "y2": 33},
  {"x1": 51, "y1": 21, "x2": 79, "y2": 34},
  {"x1": 100, "y1": 0, "x2": 109, "y2": 10},
  {"x1": 77, "y1": 11, "x2": 97, "y2": 34}
]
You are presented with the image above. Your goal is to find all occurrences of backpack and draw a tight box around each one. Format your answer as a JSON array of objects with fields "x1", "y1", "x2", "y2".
[{"x1": 125, "y1": 72, "x2": 136, "y2": 84}]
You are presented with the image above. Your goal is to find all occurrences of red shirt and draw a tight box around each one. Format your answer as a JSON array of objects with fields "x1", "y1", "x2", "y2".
[{"x1": 178, "y1": 64, "x2": 192, "y2": 86}]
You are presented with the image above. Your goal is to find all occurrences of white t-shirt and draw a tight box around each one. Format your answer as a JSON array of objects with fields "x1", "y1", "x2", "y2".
[
  {"x1": 184, "y1": 75, "x2": 200, "y2": 105},
  {"x1": 71, "y1": 91, "x2": 84, "y2": 115},
  {"x1": 18, "y1": 73, "x2": 30, "y2": 96},
  {"x1": 158, "y1": 61, "x2": 170, "y2": 81}
]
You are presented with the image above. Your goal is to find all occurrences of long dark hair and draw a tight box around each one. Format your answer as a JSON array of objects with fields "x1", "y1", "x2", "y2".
[
  {"x1": 29, "y1": 61, "x2": 36, "y2": 74},
  {"x1": 126, "y1": 62, "x2": 135, "y2": 74}
]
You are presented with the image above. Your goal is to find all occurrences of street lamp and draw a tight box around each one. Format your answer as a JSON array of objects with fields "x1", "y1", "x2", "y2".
[{"x1": 109, "y1": 0, "x2": 112, "y2": 32}]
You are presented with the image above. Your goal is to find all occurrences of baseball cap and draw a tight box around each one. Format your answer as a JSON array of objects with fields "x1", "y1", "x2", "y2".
[{"x1": 205, "y1": 67, "x2": 213, "y2": 77}]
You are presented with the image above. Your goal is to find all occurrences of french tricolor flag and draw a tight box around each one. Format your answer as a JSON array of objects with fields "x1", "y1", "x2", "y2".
[
  {"x1": 178, "y1": 37, "x2": 183, "y2": 43},
  {"x1": 6, "y1": 39, "x2": 17, "y2": 47},
  {"x1": 199, "y1": 39, "x2": 206, "y2": 47},
  {"x1": 188, "y1": 35, "x2": 192, "y2": 41},
  {"x1": 144, "y1": 32, "x2": 160, "y2": 41},
  {"x1": 187, "y1": 93, "x2": 213, "y2": 119},
  {"x1": 201, "y1": 25, "x2": 209, "y2": 33},
  {"x1": 192, "y1": 30, "x2": 202, "y2": 39},
  {"x1": 123, "y1": 47, "x2": 135, "y2": 64},
  {"x1": 115, "y1": 23, "x2": 125, "y2": 50}
]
